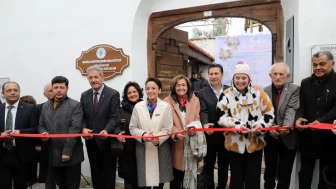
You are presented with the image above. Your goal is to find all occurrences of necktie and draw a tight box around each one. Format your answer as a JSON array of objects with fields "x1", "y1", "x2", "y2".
[
  {"x1": 4, "y1": 105, "x2": 14, "y2": 150},
  {"x1": 94, "y1": 92, "x2": 99, "y2": 112},
  {"x1": 275, "y1": 89, "x2": 281, "y2": 118},
  {"x1": 276, "y1": 89, "x2": 281, "y2": 110}
]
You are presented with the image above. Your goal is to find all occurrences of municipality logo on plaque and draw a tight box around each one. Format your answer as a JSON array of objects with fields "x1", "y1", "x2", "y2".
[{"x1": 96, "y1": 48, "x2": 106, "y2": 59}]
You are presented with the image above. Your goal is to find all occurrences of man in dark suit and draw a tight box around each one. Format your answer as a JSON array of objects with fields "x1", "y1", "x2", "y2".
[
  {"x1": 198, "y1": 64, "x2": 230, "y2": 189},
  {"x1": 0, "y1": 81, "x2": 37, "y2": 189},
  {"x1": 81, "y1": 65, "x2": 122, "y2": 189},
  {"x1": 295, "y1": 51, "x2": 336, "y2": 189},
  {"x1": 264, "y1": 63, "x2": 300, "y2": 189}
]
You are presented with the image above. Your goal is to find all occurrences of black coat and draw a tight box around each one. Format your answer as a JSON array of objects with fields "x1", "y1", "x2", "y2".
[
  {"x1": 295, "y1": 70, "x2": 336, "y2": 160},
  {"x1": 198, "y1": 85, "x2": 230, "y2": 144},
  {"x1": 0, "y1": 101, "x2": 38, "y2": 163},
  {"x1": 118, "y1": 100, "x2": 138, "y2": 185},
  {"x1": 190, "y1": 78, "x2": 203, "y2": 93}
]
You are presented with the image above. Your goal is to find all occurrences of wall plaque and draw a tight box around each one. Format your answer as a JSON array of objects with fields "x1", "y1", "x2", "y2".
[{"x1": 76, "y1": 44, "x2": 129, "y2": 80}]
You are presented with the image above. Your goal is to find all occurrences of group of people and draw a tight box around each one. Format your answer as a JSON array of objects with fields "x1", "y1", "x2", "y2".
[{"x1": 0, "y1": 50, "x2": 336, "y2": 189}]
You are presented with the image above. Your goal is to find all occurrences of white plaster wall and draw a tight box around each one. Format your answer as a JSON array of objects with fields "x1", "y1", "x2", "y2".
[
  {"x1": 0, "y1": 0, "x2": 142, "y2": 177},
  {"x1": 285, "y1": 0, "x2": 336, "y2": 85},
  {"x1": 151, "y1": 0, "x2": 237, "y2": 12},
  {"x1": 282, "y1": 0, "x2": 300, "y2": 86},
  {"x1": 0, "y1": 0, "x2": 141, "y2": 104}
]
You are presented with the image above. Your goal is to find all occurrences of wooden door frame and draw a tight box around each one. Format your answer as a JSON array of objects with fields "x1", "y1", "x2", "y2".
[{"x1": 147, "y1": 0, "x2": 284, "y2": 77}]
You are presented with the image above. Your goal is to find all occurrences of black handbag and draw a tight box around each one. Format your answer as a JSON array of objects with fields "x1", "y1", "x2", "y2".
[
  {"x1": 110, "y1": 137, "x2": 124, "y2": 157},
  {"x1": 110, "y1": 109, "x2": 126, "y2": 157}
]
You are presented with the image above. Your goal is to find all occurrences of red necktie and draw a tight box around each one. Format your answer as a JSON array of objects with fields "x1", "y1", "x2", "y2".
[
  {"x1": 275, "y1": 89, "x2": 281, "y2": 111},
  {"x1": 94, "y1": 92, "x2": 99, "y2": 112}
]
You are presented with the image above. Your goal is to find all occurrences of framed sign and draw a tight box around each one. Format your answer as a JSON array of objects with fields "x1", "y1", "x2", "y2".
[
  {"x1": 76, "y1": 44, "x2": 130, "y2": 80},
  {"x1": 0, "y1": 78, "x2": 10, "y2": 103},
  {"x1": 311, "y1": 44, "x2": 336, "y2": 71}
]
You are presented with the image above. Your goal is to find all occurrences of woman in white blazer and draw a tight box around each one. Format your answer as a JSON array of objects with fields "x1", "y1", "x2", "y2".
[{"x1": 129, "y1": 77, "x2": 174, "y2": 189}]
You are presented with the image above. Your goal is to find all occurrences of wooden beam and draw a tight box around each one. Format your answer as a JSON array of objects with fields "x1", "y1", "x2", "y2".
[{"x1": 150, "y1": 0, "x2": 280, "y2": 18}]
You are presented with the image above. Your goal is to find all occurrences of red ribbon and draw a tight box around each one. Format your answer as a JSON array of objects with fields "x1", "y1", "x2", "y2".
[{"x1": 0, "y1": 124, "x2": 335, "y2": 139}]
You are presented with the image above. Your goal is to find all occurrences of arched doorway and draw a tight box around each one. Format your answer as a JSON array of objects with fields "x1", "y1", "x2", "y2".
[{"x1": 147, "y1": 0, "x2": 283, "y2": 82}]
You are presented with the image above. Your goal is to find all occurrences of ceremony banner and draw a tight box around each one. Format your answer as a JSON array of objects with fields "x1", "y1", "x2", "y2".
[{"x1": 215, "y1": 33, "x2": 272, "y2": 87}]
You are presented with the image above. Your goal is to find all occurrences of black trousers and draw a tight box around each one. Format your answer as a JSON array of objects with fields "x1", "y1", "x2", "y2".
[
  {"x1": 264, "y1": 136, "x2": 297, "y2": 189},
  {"x1": 203, "y1": 143, "x2": 230, "y2": 189},
  {"x1": 299, "y1": 154, "x2": 335, "y2": 189},
  {"x1": 52, "y1": 163, "x2": 81, "y2": 189},
  {"x1": 229, "y1": 149, "x2": 263, "y2": 189},
  {"x1": 170, "y1": 168, "x2": 185, "y2": 189},
  {"x1": 27, "y1": 160, "x2": 38, "y2": 184},
  {"x1": 38, "y1": 144, "x2": 56, "y2": 189},
  {"x1": 139, "y1": 183, "x2": 164, "y2": 189},
  {"x1": 0, "y1": 148, "x2": 29, "y2": 189},
  {"x1": 86, "y1": 140, "x2": 117, "y2": 189}
]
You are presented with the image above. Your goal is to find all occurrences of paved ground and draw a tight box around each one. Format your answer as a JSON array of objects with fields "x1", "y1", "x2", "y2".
[{"x1": 31, "y1": 171, "x2": 266, "y2": 189}]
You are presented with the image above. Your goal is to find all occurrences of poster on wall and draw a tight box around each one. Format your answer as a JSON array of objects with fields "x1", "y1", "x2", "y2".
[
  {"x1": 215, "y1": 33, "x2": 272, "y2": 87},
  {"x1": 311, "y1": 44, "x2": 336, "y2": 71},
  {"x1": 0, "y1": 78, "x2": 10, "y2": 103}
]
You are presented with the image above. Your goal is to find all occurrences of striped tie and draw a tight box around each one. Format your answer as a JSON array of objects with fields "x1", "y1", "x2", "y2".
[{"x1": 4, "y1": 105, "x2": 14, "y2": 150}]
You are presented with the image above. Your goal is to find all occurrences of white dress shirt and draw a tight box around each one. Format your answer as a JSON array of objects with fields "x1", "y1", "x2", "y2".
[{"x1": 3, "y1": 100, "x2": 19, "y2": 146}]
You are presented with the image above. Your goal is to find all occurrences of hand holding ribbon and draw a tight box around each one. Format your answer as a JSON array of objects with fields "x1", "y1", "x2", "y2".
[
  {"x1": 332, "y1": 120, "x2": 336, "y2": 135},
  {"x1": 117, "y1": 131, "x2": 126, "y2": 142}
]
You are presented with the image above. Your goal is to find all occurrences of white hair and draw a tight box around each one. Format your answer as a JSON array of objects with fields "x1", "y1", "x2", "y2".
[
  {"x1": 87, "y1": 65, "x2": 104, "y2": 76},
  {"x1": 270, "y1": 62, "x2": 290, "y2": 74},
  {"x1": 43, "y1": 83, "x2": 52, "y2": 92}
]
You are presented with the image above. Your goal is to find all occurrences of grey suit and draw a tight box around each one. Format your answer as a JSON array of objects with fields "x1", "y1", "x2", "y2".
[
  {"x1": 38, "y1": 96, "x2": 84, "y2": 189},
  {"x1": 81, "y1": 84, "x2": 122, "y2": 189},
  {"x1": 264, "y1": 83, "x2": 300, "y2": 149},
  {"x1": 264, "y1": 83, "x2": 300, "y2": 189}
]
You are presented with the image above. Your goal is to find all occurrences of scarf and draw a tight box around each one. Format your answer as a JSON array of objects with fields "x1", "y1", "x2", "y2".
[
  {"x1": 177, "y1": 95, "x2": 187, "y2": 112},
  {"x1": 146, "y1": 100, "x2": 157, "y2": 118},
  {"x1": 183, "y1": 121, "x2": 207, "y2": 189}
]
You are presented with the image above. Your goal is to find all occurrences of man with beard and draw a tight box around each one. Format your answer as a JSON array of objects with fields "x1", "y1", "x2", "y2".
[{"x1": 38, "y1": 76, "x2": 84, "y2": 189}]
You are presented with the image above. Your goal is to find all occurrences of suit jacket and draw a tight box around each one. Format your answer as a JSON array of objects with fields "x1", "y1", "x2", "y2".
[
  {"x1": 0, "y1": 101, "x2": 38, "y2": 163},
  {"x1": 295, "y1": 70, "x2": 336, "y2": 159},
  {"x1": 38, "y1": 97, "x2": 84, "y2": 167},
  {"x1": 81, "y1": 84, "x2": 122, "y2": 151},
  {"x1": 198, "y1": 85, "x2": 229, "y2": 144},
  {"x1": 264, "y1": 83, "x2": 300, "y2": 150}
]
